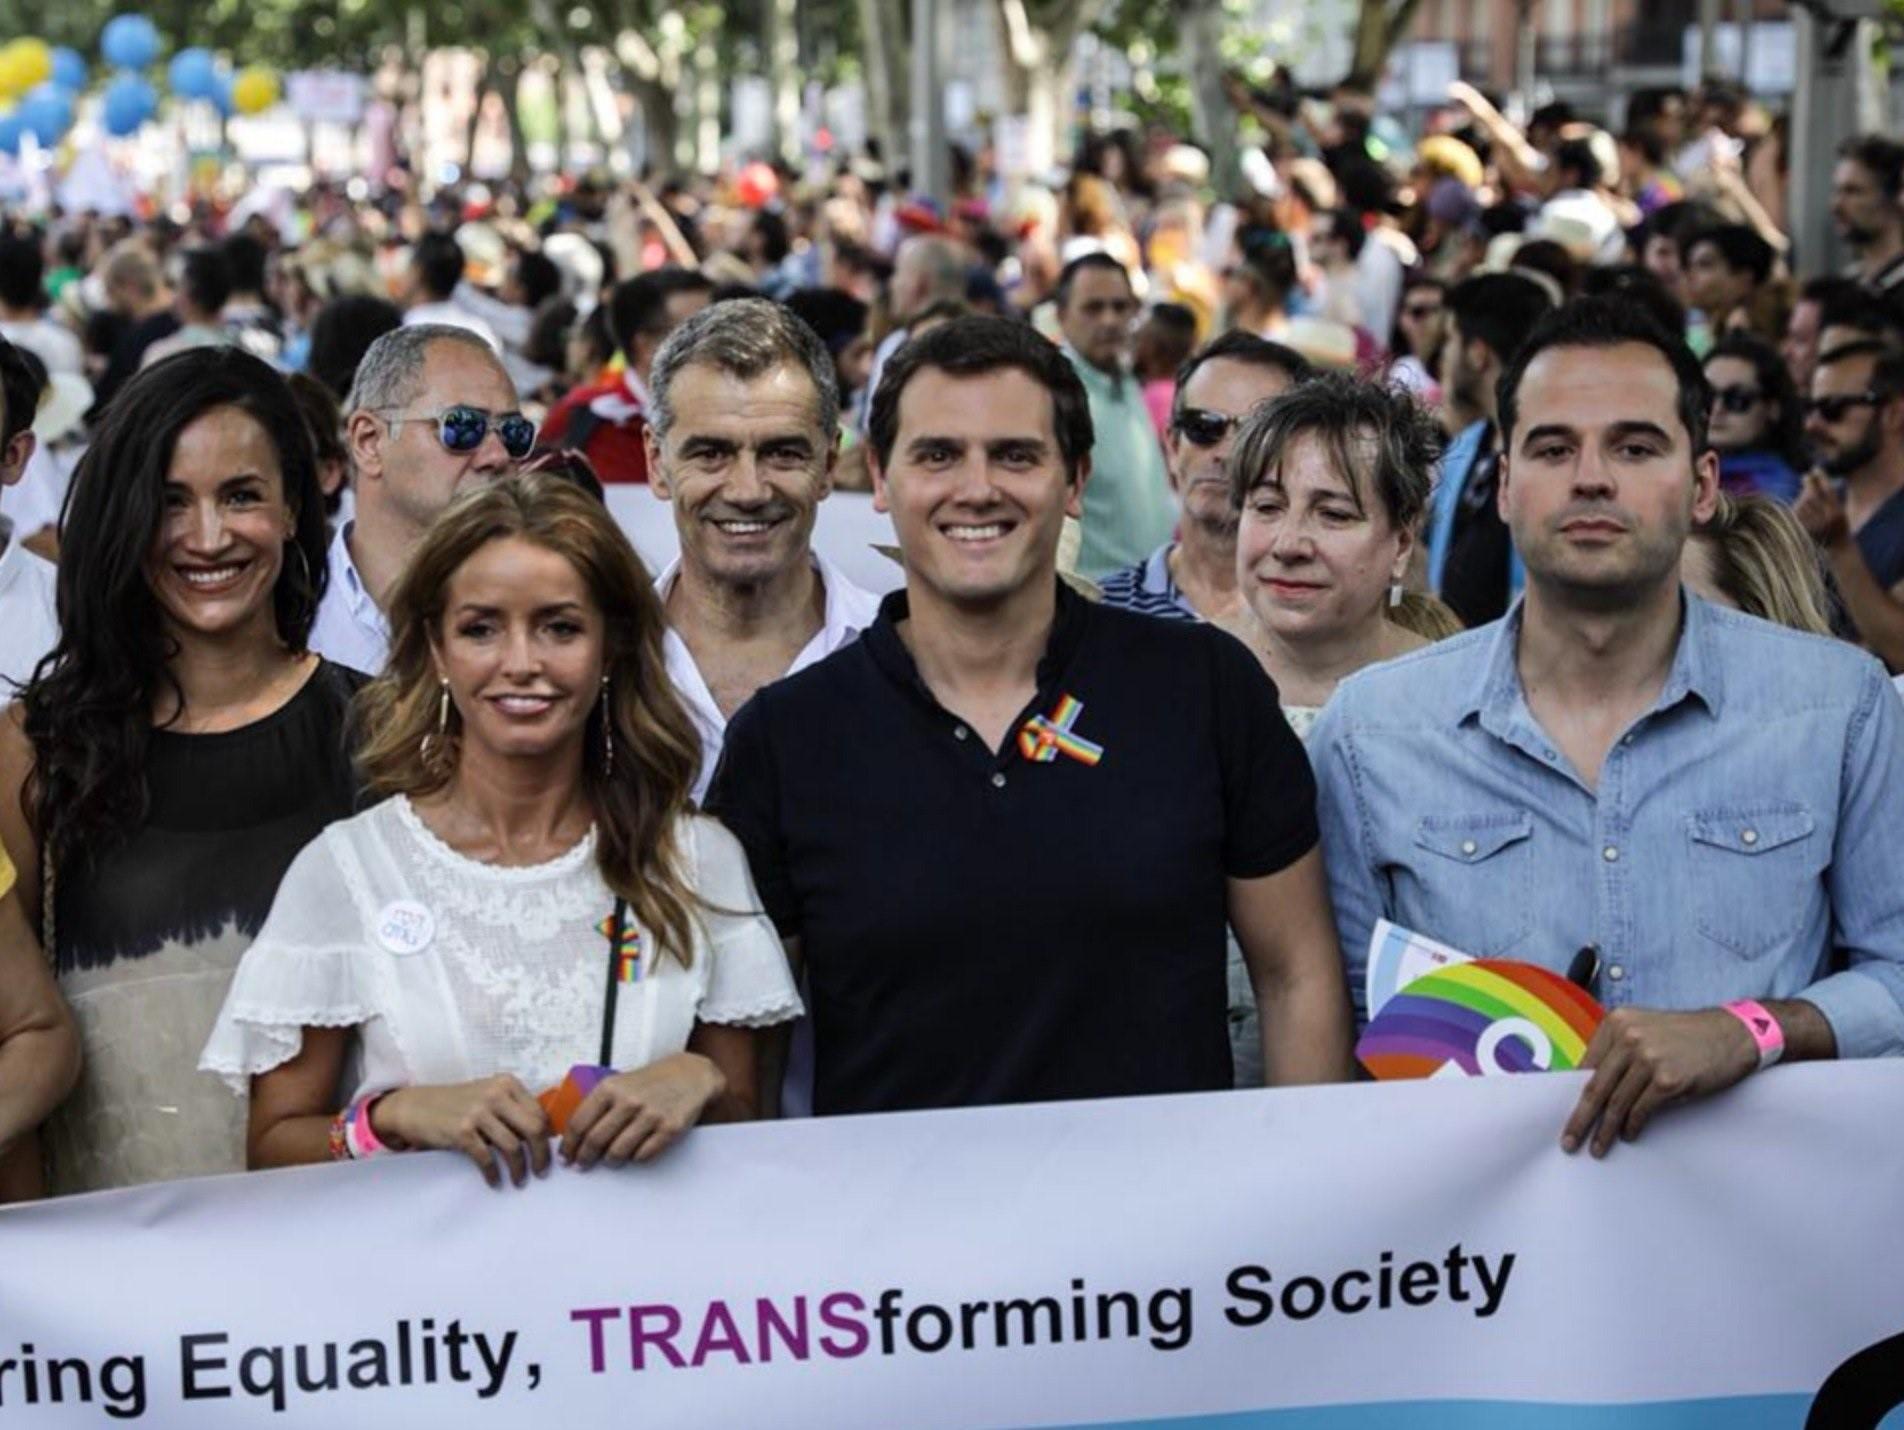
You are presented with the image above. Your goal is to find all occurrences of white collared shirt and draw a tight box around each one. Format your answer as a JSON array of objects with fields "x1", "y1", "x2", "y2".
[
  {"x1": 308, "y1": 522, "x2": 391, "y2": 677},
  {"x1": 0, "y1": 515, "x2": 59, "y2": 690},
  {"x1": 658, "y1": 551, "x2": 882, "y2": 804}
]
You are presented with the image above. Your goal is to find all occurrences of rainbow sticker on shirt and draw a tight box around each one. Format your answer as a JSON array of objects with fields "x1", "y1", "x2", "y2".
[
  {"x1": 1357, "y1": 957, "x2": 1604, "y2": 1081},
  {"x1": 1018, "y1": 694, "x2": 1104, "y2": 767},
  {"x1": 597, "y1": 915, "x2": 643, "y2": 984}
]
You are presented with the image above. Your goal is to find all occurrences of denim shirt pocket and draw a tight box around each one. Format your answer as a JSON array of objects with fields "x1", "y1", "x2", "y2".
[
  {"x1": 1408, "y1": 811, "x2": 1536, "y2": 957},
  {"x1": 1687, "y1": 803, "x2": 1816, "y2": 960}
]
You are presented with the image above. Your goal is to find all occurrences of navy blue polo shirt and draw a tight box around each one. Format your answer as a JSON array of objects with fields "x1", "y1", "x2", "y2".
[{"x1": 705, "y1": 582, "x2": 1318, "y2": 1116}]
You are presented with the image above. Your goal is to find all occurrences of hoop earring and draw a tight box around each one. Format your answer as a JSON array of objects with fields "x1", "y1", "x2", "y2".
[
  {"x1": 421, "y1": 678, "x2": 452, "y2": 765},
  {"x1": 600, "y1": 677, "x2": 614, "y2": 776}
]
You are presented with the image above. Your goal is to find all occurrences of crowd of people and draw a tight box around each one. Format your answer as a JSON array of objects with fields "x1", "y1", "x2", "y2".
[{"x1": 1, "y1": 71, "x2": 1903, "y2": 1199}]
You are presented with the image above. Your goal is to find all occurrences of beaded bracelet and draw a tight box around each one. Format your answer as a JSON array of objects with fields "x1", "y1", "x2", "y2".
[{"x1": 326, "y1": 1109, "x2": 350, "y2": 1162}]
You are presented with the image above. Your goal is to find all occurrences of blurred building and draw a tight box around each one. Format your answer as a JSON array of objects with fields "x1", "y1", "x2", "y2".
[{"x1": 1410, "y1": 0, "x2": 1791, "y2": 109}]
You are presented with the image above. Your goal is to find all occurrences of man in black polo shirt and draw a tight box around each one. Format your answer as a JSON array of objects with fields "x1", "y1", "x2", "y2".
[{"x1": 706, "y1": 317, "x2": 1352, "y2": 1115}]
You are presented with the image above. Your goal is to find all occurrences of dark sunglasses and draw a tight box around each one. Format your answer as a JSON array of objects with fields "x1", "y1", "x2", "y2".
[
  {"x1": 1401, "y1": 303, "x2": 1443, "y2": 320},
  {"x1": 1709, "y1": 384, "x2": 1763, "y2": 414},
  {"x1": 378, "y1": 405, "x2": 538, "y2": 459},
  {"x1": 1805, "y1": 392, "x2": 1884, "y2": 423},
  {"x1": 1175, "y1": 407, "x2": 1243, "y2": 448}
]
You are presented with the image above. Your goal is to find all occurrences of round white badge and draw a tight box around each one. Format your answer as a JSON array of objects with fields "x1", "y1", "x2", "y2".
[{"x1": 374, "y1": 900, "x2": 436, "y2": 956}]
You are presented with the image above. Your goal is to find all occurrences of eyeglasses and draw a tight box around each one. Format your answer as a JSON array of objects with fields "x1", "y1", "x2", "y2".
[
  {"x1": 376, "y1": 405, "x2": 538, "y2": 460},
  {"x1": 1709, "y1": 384, "x2": 1763, "y2": 413},
  {"x1": 1175, "y1": 407, "x2": 1244, "y2": 448},
  {"x1": 1805, "y1": 392, "x2": 1884, "y2": 423}
]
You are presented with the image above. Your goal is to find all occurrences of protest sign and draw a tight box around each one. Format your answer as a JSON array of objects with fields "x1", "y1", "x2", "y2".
[{"x1": 2, "y1": 1066, "x2": 1901, "y2": 1427}]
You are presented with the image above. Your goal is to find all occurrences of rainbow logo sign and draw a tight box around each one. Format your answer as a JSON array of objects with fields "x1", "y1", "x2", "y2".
[{"x1": 1357, "y1": 958, "x2": 1604, "y2": 1081}]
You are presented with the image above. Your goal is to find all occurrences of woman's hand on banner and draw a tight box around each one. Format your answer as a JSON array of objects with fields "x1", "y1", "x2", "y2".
[
  {"x1": 561, "y1": 1053, "x2": 727, "y2": 1169},
  {"x1": 377, "y1": 1077, "x2": 552, "y2": 1188}
]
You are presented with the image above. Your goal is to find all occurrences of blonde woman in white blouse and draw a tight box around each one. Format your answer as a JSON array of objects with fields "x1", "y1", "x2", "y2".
[{"x1": 203, "y1": 475, "x2": 800, "y2": 1186}]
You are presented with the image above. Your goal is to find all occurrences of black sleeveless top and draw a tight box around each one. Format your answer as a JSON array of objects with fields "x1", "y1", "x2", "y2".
[
  {"x1": 55, "y1": 660, "x2": 366, "y2": 973},
  {"x1": 47, "y1": 658, "x2": 365, "y2": 1194}
]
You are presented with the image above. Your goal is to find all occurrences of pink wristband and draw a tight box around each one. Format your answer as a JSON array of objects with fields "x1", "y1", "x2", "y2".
[
  {"x1": 1724, "y1": 1000, "x2": 1784, "y2": 1070},
  {"x1": 343, "y1": 1092, "x2": 393, "y2": 1159}
]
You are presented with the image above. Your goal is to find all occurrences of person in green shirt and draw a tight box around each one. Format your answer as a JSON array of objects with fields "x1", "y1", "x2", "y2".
[{"x1": 1055, "y1": 254, "x2": 1178, "y2": 580}]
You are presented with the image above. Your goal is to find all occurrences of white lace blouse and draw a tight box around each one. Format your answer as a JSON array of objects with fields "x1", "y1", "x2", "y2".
[{"x1": 201, "y1": 797, "x2": 801, "y2": 1100}]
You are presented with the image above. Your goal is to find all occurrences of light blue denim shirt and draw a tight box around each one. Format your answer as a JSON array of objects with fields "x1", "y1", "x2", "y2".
[{"x1": 1308, "y1": 593, "x2": 1904, "y2": 1058}]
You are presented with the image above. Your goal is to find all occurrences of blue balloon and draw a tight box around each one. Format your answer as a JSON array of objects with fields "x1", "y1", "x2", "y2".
[
  {"x1": 19, "y1": 84, "x2": 75, "y2": 146},
  {"x1": 100, "y1": 15, "x2": 162, "y2": 71},
  {"x1": 0, "y1": 114, "x2": 23, "y2": 157},
  {"x1": 50, "y1": 47, "x2": 88, "y2": 92},
  {"x1": 102, "y1": 74, "x2": 156, "y2": 137},
  {"x1": 167, "y1": 47, "x2": 217, "y2": 101},
  {"x1": 210, "y1": 68, "x2": 235, "y2": 119}
]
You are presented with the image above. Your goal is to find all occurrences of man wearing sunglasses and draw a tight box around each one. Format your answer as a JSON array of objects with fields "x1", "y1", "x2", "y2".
[
  {"x1": 311, "y1": 325, "x2": 528, "y2": 674},
  {"x1": 1795, "y1": 341, "x2": 1904, "y2": 669},
  {"x1": 1097, "y1": 332, "x2": 1311, "y2": 624}
]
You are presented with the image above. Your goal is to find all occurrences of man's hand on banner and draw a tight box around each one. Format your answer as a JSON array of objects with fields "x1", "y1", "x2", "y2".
[
  {"x1": 560, "y1": 1053, "x2": 727, "y2": 1170},
  {"x1": 376, "y1": 1076, "x2": 553, "y2": 1188},
  {"x1": 1559, "y1": 1008, "x2": 1759, "y2": 1157}
]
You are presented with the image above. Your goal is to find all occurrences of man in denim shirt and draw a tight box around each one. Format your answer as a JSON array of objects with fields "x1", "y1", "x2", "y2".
[{"x1": 1310, "y1": 298, "x2": 1904, "y2": 1157}]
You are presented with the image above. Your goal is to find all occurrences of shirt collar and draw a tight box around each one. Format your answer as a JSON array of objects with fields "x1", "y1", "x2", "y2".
[
  {"x1": 1141, "y1": 542, "x2": 1177, "y2": 599},
  {"x1": 655, "y1": 551, "x2": 875, "y2": 644},
  {"x1": 331, "y1": 522, "x2": 386, "y2": 628},
  {"x1": 865, "y1": 579, "x2": 1090, "y2": 707},
  {"x1": 1062, "y1": 345, "x2": 1131, "y2": 396},
  {"x1": 1464, "y1": 588, "x2": 1722, "y2": 740}
]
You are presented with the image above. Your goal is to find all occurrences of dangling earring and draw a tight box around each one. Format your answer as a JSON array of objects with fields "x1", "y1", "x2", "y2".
[
  {"x1": 1388, "y1": 579, "x2": 1404, "y2": 608},
  {"x1": 421, "y1": 678, "x2": 452, "y2": 764},
  {"x1": 599, "y1": 676, "x2": 615, "y2": 776}
]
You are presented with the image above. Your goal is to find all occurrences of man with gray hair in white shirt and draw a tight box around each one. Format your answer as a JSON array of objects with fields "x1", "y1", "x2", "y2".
[{"x1": 644, "y1": 297, "x2": 880, "y2": 806}]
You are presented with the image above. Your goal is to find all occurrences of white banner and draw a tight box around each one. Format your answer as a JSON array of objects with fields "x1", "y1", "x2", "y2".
[{"x1": 3, "y1": 1066, "x2": 1903, "y2": 1427}]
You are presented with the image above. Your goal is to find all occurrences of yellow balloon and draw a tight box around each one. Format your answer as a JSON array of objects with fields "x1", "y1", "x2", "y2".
[
  {"x1": 0, "y1": 39, "x2": 52, "y2": 99},
  {"x1": 231, "y1": 66, "x2": 279, "y2": 116}
]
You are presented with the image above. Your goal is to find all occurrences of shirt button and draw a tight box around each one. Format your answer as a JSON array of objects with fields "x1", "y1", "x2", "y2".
[
  {"x1": 990, "y1": 772, "x2": 1007, "y2": 789},
  {"x1": 1741, "y1": 828, "x2": 1758, "y2": 846},
  {"x1": 1608, "y1": 964, "x2": 1626, "y2": 982},
  {"x1": 953, "y1": 725, "x2": 970, "y2": 741},
  {"x1": 1460, "y1": 839, "x2": 1478, "y2": 856},
  {"x1": 1621, "y1": 734, "x2": 1634, "y2": 745},
  {"x1": 1602, "y1": 845, "x2": 1620, "y2": 862}
]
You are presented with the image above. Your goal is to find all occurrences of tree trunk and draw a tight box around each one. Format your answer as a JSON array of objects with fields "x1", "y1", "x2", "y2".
[
  {"x1": 766, "y1": 0, "x2": 802, "y2": 165},
  {"x1": 465, "y1": 59, "x2": 492, "y2": 172},
  {"x1": 498, "y1": 64, "x2": 532, "y2": 184},
  {"x1": 1183, "y1": 0, "x2": 1235, "y2": 196},
  {"x1": 629, "y1": 74, "x2": 679, "y2": 178},
  {"x1": 855, "y1": 0, "x2": 908, "y2": 170},
  {"x1": 1345, "y1": 0, "x2": 1426, "y2": 93},
  {"x1": 994, "y1": 0, "x2": 1103, "y2": 177}
]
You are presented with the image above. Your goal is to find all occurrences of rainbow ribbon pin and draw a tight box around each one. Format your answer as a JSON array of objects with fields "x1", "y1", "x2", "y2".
[
  {"x1": 1017, "y1": 694, "x2": 1104, "y2": 767},
  {"x1": 597, "y1": 915, "x2": 643, "y2": 983}
]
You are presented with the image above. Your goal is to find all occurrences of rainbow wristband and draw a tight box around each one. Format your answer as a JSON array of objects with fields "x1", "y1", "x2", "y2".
[
  {"x1": 1724, "y1": 1000, "x2": 1785, "y2": 1070},
  {"x1": 342, "y1": 1092, "x2": 394, "y2": 1159}
]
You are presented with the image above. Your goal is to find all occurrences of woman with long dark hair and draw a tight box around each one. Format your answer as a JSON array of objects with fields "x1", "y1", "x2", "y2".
[
  {"x1": 203, "y1": 476, "x2": 798, "y2": 1185},
  {"x1": 1703, "y1": 333, "x2": 1807, "y2": 504},
  {"x1": 0, "y1": 346, "x2": 361, "y2": 1195}
]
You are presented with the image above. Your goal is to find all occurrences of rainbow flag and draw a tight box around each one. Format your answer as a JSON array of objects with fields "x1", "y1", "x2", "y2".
[
  {"x1": 1018, "y1": 694, "x2": 1104, "y2": 767},
  {"x1": 597, "y1": 915, "x2": 643, "y2": 983}
]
